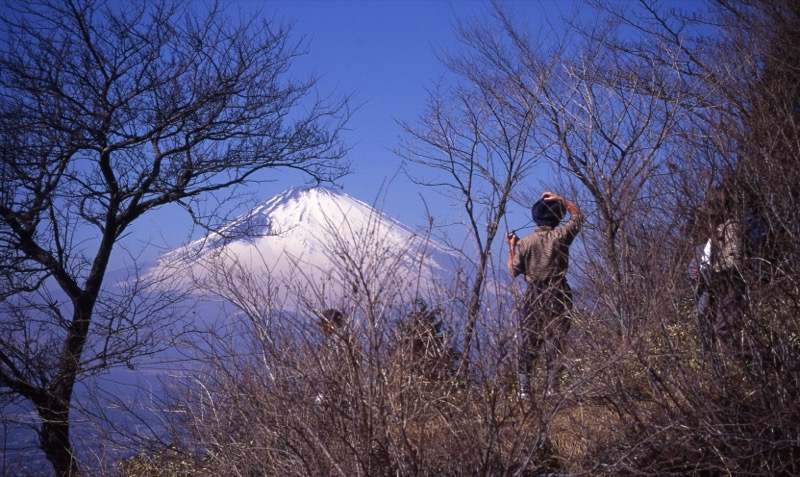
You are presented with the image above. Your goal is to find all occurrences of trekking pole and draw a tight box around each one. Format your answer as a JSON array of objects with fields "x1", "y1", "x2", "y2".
[
  {"x1": 506, "y1": 220, "x2": 534, "y2": 240},
  {"x1": 502, "y1": 214, "x2": 516, "y2": 245}
]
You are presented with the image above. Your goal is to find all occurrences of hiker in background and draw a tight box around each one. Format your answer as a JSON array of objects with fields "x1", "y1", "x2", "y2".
[
  {"x1": 688, "y1": 237, "x2": 713, "y2": 354},
  {"x1": 505, "y1": 191, "x2": 583, "y2": 398},
  {"x1": 319, "y1": 308, "x2": 345, "y2": 338},
  {"x1": 315, "y1": 308, "x2": 359, "y2": 405},
  {"x1": 689, "y1": 188, "x2": 748, "y2": 361},
  {"x1": 398, "y1": 298, "x2": 457, "y2": 381},
  {"x1": 688, "y1": 239, "x2": 713, "y2": 303}
]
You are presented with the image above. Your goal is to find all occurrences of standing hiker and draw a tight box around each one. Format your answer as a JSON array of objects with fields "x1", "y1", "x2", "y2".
[{"x1": 505, "y1": 191, "x2": 583, "y2": 397}]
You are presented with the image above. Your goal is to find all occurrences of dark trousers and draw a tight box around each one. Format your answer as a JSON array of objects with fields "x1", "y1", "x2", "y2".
[
  {"x1": 697, "y1": 270, "x2": 747, "y2": 361},
  {"x1": 518, "y1": 280, "x2": 573, "y2": 394}
]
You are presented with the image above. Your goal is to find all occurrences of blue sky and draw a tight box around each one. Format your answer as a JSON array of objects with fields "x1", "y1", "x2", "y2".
[
  {"x1": 128, "y1": 0, "x2": 575, "y2": 262},
  {"x1": 249, "y1": 1, "x2": 560, "y2": 221},
  {"x1": 130, "y1": 0, "x2": 705, "y2": 265},
  {"x1": 261, "y1": 0, "x2": 474, "y2": 209}
]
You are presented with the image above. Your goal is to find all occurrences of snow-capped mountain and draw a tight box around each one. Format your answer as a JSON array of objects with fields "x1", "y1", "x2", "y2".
[{"x1": 153, "y1": 186, "x2": 461, "y2": 307}]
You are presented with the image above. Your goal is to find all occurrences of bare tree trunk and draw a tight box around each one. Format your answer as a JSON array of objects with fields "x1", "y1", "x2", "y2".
[
  {"x1": 39, "y1": 403, "x2": 80, "y2": 477},
  {"x1": 0, "y1": 1, "x2": 350, "y2": 474},
  {"x1": 459, "y1": 253, "x2": 488, "y2": 377}
]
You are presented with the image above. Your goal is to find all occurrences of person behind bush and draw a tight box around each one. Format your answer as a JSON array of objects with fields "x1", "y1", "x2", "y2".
[
  {"x1": 688, "y1": 187, "x2": 747, "y2": 362},
  {"x1": 399, "y1": 298, "x2": 457, "y2": 381},
  {"x1": 505, "y1": 191, "x2": 583, "y2": 398},
  {"x1": 315, "y1": 308, "x2": 359, "y2": 405}
]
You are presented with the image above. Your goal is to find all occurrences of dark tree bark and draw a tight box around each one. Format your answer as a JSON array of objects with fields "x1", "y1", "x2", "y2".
[{"x1": 0, "y1": 0, "x2": 350, "y2": 474}]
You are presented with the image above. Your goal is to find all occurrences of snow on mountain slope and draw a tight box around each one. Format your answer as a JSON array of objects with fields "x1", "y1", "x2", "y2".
[{"x1": 153, "y1": 186, "x2": 461, "y2": 307}]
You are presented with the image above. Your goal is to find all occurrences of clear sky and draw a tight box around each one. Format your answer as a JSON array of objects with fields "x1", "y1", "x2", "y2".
[
  {"x1": 233, "y1": 0, "x2": 695, "y2": 247},
  {"x1": 130, "y1": 0, "x2": 707, "y2": 265},
  {"x1": 248, "y1": 0, "x2": 553, "y2": 219},
  {"x1": 127, "y1": 0, "x2": 573, "y2": 262},
  {"x1": 261, "y1": 0, "x2": 494, "y2": 212},
  {"x1": 245, "y1": 1, "x2": 570, "y2": 235}
]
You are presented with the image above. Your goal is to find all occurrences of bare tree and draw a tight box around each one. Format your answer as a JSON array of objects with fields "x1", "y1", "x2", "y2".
[
  {"x1": 547, "y1": 0, "x2": 800, "y2": 473},
  {"x1": 396, "y1": 0, "x2": 800, "y2": 474},
  {"x1": 486, "y1": 2, "x2": 687, "y2": 339},
  {"x1": 398, "y1": 3, "x2": 550, "y2": 373},
  {"x1": 0, "y1": 0, "x2": 349, "y2": 474}
]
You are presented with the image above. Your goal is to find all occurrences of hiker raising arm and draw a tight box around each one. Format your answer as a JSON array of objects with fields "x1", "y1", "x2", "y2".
[{"x1": 504, "y1": 191, "x2": 583, "y2": 398}]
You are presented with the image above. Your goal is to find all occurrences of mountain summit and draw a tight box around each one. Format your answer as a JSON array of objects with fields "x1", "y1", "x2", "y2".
[{"x1": 153, "y1": 186, "x2": 459, "y2": 306}]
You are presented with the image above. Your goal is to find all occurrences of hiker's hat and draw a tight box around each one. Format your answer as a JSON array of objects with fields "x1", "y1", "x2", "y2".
[{"x1": 531, "y1": 197, "x2": 566, "y2": 226}]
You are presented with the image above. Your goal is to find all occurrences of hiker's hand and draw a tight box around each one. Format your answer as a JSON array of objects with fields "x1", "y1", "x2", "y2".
[
  {"x1": 505, "y1": 232, "x2": 519, "y2": 248},
  {"x1": 541, "y1": 191, "x2": 558, "y2": 201}
]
